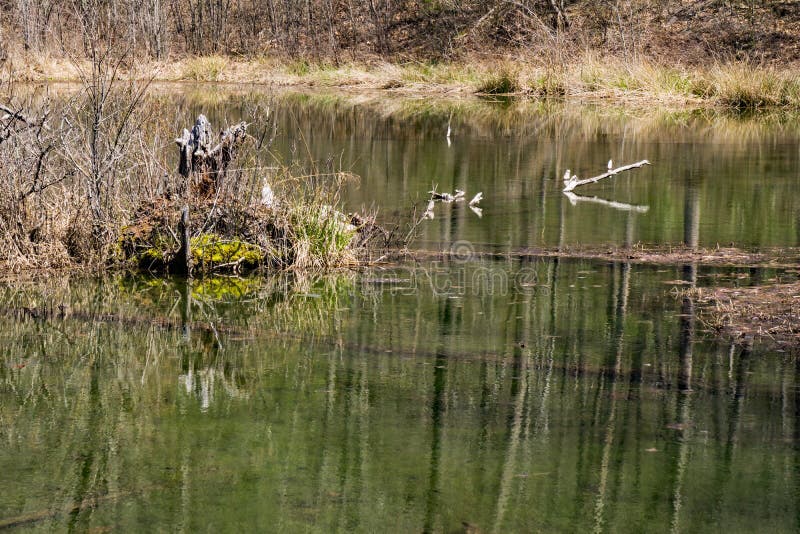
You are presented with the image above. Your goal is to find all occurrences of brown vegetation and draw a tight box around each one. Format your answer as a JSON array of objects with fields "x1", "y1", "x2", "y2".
[
  {"x1": 1, "y1": 0, "x2": 798, "y2": 65},
  {"x1": 0, "y1": 88, "x2": 387, "y2": 274},
  {"x1": 694, "y1": 281, "x2": 800, "y2": 350},
  {"x1": 0, "y1": 7, "x2": 388, "y2": 275},
  {"x1": 1, "y1": 2, "x2": 799, "y2": 109},
  {"x1": 396, "y1": 245, "x2": 800, "y2": 269}
]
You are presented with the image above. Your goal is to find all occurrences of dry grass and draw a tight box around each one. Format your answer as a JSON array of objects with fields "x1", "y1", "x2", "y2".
[
  {"x1": 179, "y1": 55, "x2": 229, "y2": 82},
  {"x1": 694, "y1": 280, "x2": 800, "y2": 349},
  {"x1": 4, "y1": 50, "x2": 800, "y2": 110},
  {"x1": 700, "y1": 63, "x2": 800, "y2": 109},
  {"x1": 0, "y1": 84, "x2": 386, "y2": 275}
]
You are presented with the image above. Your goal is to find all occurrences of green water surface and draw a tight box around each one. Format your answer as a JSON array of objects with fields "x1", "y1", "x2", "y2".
[{"x1": 2, "y1": 91, "x2": 800, "y2": 532}]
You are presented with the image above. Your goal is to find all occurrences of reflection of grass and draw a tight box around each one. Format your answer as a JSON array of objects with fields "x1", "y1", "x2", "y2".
[
  {"x1": 269, "y1": 87, "x2": 800, "y2": 145},
  {"x1": 114, "y1": 272, "x2": 356, "y2": 335}
]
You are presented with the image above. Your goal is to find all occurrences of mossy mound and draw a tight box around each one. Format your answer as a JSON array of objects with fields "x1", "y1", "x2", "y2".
[
  {"x1": 190, "y1": 234, "x2": 264, "y2": 268},
  {"x1": 117, "y1": 195, "x2": 381, "y2": 274}
]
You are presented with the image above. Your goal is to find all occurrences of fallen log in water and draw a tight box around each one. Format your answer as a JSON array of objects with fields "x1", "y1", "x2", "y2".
[{"x1": 562, "y1": 160, "x2": 650, "y2": 192}]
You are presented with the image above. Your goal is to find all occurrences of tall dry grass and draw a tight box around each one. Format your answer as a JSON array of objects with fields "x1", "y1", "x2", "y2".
[{"x1": 4, "y1": 48, "x2": 799, "y2": 111}]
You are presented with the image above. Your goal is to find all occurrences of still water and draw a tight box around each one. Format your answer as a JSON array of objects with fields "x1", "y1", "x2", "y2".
[
  {"x1": 2, "y1": 90, "x2": 800, "y2": 532},
  {"x1": 172, "y1": 89, "x2": 800, "y2": 251}
]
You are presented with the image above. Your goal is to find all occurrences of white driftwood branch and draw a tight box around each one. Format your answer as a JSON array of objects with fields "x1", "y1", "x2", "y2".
[
  {"x1": 562, "y1": 160, "x2": 650, "y2": 192},
  {"x1": 564, "y1": 192, "x2": 649, "y2": 213}
]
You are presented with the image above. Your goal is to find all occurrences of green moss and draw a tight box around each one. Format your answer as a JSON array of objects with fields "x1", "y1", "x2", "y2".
[
  {"x1": 131, "y1": 232, "x2": 176, "y2": 269},
  {"x1": 191, "y1": 234, "x2": 264, "y2": 268},
  {"x1": 141, "y1": 248, "x2": 167, "y2": 262}
]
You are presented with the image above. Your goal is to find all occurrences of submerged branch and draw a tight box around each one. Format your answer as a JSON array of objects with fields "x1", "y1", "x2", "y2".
[{"x1": 562, "y1": 160, "x2": 650, "y2": 192}]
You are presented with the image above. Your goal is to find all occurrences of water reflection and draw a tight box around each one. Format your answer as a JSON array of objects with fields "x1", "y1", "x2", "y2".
[
  {"x1": 0, "y1": 260, "x2": 796, "y2": 531},
  {"x1": 161, "y1": 89, "x2": 800, "y2": 251}
]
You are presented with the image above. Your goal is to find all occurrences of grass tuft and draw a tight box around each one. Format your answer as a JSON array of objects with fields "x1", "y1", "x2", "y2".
[
  {"x1": 180, "y1": 56, "x2": 228, "y2": 82},
  {"x1": 703, "y1": 64, "x2": 800, "y2": 110},
  {"x1": 476, "y1": 65, "x2": 521, "y2": 95}
]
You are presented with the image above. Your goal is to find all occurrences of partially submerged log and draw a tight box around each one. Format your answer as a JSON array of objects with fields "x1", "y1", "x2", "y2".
[
  {"x1": 562, "y1": 160, "x2": 650, "y2": 192},
  {"x1": 175, "y1": 115, "x2": 248, "y2": 198}
]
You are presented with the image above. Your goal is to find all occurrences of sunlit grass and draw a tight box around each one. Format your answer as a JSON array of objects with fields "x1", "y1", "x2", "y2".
[
  {"x1": 476, "y1": 64, "x2": 521, "y2": 95},
  {"x1": 179, "y1": 55, "x2": 229, "y2": 82},
  {"x1": 700, "y1": 63, "x2": 800, "y2": 109},
  {"x1": 5, "y1": 50, "x2": 800, "y2": 111}
]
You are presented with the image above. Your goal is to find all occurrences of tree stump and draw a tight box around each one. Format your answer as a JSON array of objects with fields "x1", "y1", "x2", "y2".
[{"x1": 175, "y1": 115, "x2": 248, "y2": 199}]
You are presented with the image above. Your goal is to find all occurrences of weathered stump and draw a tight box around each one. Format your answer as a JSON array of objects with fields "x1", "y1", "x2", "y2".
[
  {"x1": 175, "y1": 115, "x2": 248, "y2": 198},
  {"x1": 170, "y1": 115, "x2": 248, "y2": 275}
]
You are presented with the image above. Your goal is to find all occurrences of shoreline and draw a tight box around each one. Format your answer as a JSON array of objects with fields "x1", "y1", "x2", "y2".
[
  {"x1": 5, "y1": 54, "x2": 800, "y2": 111},
  {"x1": 390, "y1": 245, "x2": 800, "y2": 270}
]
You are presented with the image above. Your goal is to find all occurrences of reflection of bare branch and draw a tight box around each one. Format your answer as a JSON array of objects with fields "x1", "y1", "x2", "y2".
[
  {"x1": 563, "y1": 159, "x2": 650, "y2": 192},
  {"x1": 593, "y1": 262, "x2": 630, "y2": 533},
  {"x1": 564, "y1": 191, "x2": 649, "y2": 213}
]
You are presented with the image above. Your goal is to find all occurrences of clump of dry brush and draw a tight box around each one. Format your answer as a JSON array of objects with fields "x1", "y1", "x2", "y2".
[
  {"x1": 118, "y1": 111, "x2": 389, "y2": 275},
  {"x1": 1, "y1": 94, "x2": 78, "y2": 270},
  {"x1": 1, "y1": 3, "x2": 393, "y2": 276},
  {"x1": 1, "y1": 73, "x2": 398, "y2": 277},
  {"x1": 0, "y1": 91, "x2": 390, "y2": 274},
  {"x1": 0, "y1": 72, "x2": 180, "y2": 272}
]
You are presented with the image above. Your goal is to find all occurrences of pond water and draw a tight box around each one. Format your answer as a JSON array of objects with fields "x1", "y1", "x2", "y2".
[
  {"x1": 173, "y1": 88, "x2": 800, "y2": 252},
  {"x1": 2, "y1": 89, "x2": 800, "y2": 532}
]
